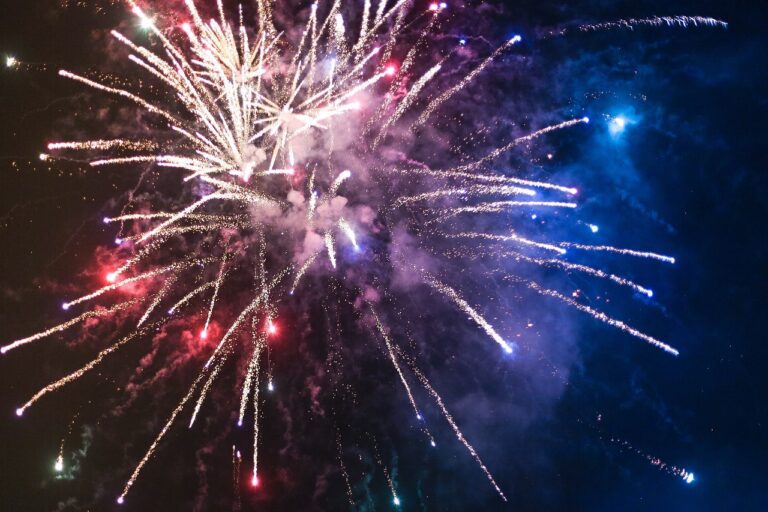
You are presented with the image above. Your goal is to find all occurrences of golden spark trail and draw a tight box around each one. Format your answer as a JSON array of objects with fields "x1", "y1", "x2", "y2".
[
  {"x1": 374, "y1": 61, "x2": 442, "y2": 146},
  {"x1": 1, "y1": 301, "x2": 137, "y2": 354},
  {"x1": 62, "y1": 259, "x2": 214, "y2": 309},
  {"x1": 16, "y1": 321, "x2": 163, "y2": 415},
  {"x1": 202, "y1": 253, "x2": 229, "y2": 336},
  {"x1": 290, "y1": 252, "x2": 320, "y2": 295},
  {"x1": 250, "y1": 338, "x2": 263, "y2": 487},
  {"x1": 338, "y1": 218, "x2": 359, "y2": 250},
  {"x1": 232, "y1": 446, "x2": 243, "y2": 512},
  {"x1": 138, "y1": 276, "x2": 177, "y2": 326},
  {"x1": 48, "y1": 139, "x2": 157, "y2": 151},
  {"x1": 168, "y1": 280, "x2": 219, "y2": 314},
  {"x1": 205, "y1": 267, "x2": 290, "y2": 367},
  {"x1": 414, "y1": 35, "x2": 522, "y2": 128},
  {"x1": 189, "y1": 353, "x2": 228, "y2": 428},
  {"x1": 447, "y1": 118, "x2": 591, "y2": 173},
  {"x1": 238, "y1": 333, "x2": 264, "y2": 427},
  {"x1": 579, "y1": 16, "x2": 728, "y2": 32},
  {"x1": 118, "y1": 368, "x2": 209, "y2": 504}
]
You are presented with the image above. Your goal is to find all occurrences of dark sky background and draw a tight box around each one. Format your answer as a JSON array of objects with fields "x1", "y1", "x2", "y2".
[{"x1": 0, "y1": 0, "x2": 766, "y2": 511}]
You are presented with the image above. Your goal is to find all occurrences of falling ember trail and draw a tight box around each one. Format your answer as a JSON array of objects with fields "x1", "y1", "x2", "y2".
[
  {"x1": 421, "y1": 274, "x2": 514, "y2": 354},
  {"x1": 608, "y1": 436, "x2": 696, "y2": 484},
  {"x1": 518, "y1": 279, "x2": 679, "y2": 356},
  {"x1": 1, "y1": 301, "x2": 137, "y2": 354},
  {"x1": 409, "y1": 365, "x2": 508, "y2": 501},
  {"x1": 578, "y1": 16, "x2": 728, "y2": 32}
]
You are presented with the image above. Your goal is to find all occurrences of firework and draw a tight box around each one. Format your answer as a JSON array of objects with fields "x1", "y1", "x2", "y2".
[{"x1": 2, "y1": 0, "x2": 725, "y2": 505}]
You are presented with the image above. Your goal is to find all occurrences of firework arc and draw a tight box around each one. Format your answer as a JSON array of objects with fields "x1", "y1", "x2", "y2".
[{"x1": 2, "y1": 0, "x2": 727, "y2": 505}]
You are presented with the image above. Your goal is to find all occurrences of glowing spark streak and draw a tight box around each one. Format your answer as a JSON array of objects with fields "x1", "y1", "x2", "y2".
[
  {"x1": 251, "y1": 340, "x2": 263, "y2": 483},
  {"x1": 359, "y1": 0, "x2": 372, "y2": 43},
  {"x1": 410, "y1": 365, "x2": 508, "y2": 501},
  {"x1": 48, "y1": 140, "x2": 156, "y2": 151},
  {"x1": 138, "y1": 275, "x2": 177, "y2": 326},
  {"x1": 559, "y1": 243, "x2": 676, "y2": 263},
  {"x1": 63, "y1": 259, "x2": 213, "y2": 309},
  {"x1": 137, "y1": 193, "x2": 239, "y2": 243},
  {"x1": 394, "y1": 168, "x2": 578, "y2": 195},
  {"x1": 449, "y1": 118, "x2": 590, "y2": 173},
  {"x1": 495, "y1": 251, "x2": 653, "y2": 297},
  {"x1": 371, "y1": 11, "x2": 439, "y2": 127},
  {"x1": 422, "y1": 275, "x2": 514, "y2": 354},
  {"x1": 290, "y1": 252, "x2": 320, "y2": 294},
  {"x1": 369, "y1": 305, "x2": 425, "y2": 420},
  {"x1": 205, "y1": 267, "x2": 290, "y2": 366},
  {"x1": 609, "y1": 436, "x2": 696, "y2": 483},
  {"x1": 329, "y1": 169, "x2": 352, "y2": 197},
  {"x1": 437, "y1": 201, "x2": 578, "y2": 219},
  {"x1": 58, "y1": 70, "x2": 180, "y2": 125},
  {"x1": 16, "y1": 322, "x2": 161, "y2": 413},
  {"x1": 232, "y1": 446, "x2": 243, "y2": 512},
  {"x1": 238, "y1": 335, "x2": 264, "y2": 426},
  {"x1": 168, "y1": 280, "x2": 217, "y2": 314},
  {"x1": 119, "y1": 368, "x2": 209, "y2": 502},
  {"x1": 1, "y1": 301, "x2": 136, "y2": 354},
  {"x1": 105, "y1": 213, "x2": 243, "y2": 224},
  {"x1": 579, "y1": 16, "x2": 728, "y2": 32},
  {"x1": 375, "y1": 62, "x2": 442, "y2": 146},
  {"x1": 522, "y1": 280, "x2": 679, "y2": 355},
  {"x1": 338, "y1": 218, "x2": 359, "y2": 250},
  {"x1": 325, "y1": 232, "x2": 337, "y2": 269},
  {"x1": 189, "y1": 353, "x2": 228, "y2": 428},
  {"x1": 394, "y1": 185, "x2": 536, "y2": 206},
  {"x1": 414, "y1": 35, "x2": 522, "y2": 128},
  {"x1": 118, "y1": 223, "x2": 248, "y2": 245},
  {"x1": 203, "y1": 254, "x2": 229, "y2": 334},
  {"x1": 445, "y1": 232, "x2": 567, "y2": 255}
]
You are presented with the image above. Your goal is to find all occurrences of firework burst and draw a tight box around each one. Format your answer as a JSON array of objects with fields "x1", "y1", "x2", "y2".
[{"x1": 2, "y1": 0, "x2": 726, "y2": 505}]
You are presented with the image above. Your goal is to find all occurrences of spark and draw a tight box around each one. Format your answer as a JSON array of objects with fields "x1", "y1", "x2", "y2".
[
  {"x1": 559, "y1": 242, "x2": 676, "y2": 263},
  {"x1": 422, "y1": 274, "x2": 514, "y2": 354},
  {"x1": 521, "y1": 280, "x2": 679, "y2": 355},
  {"x1": 409, "y1": 364, "x2": 507, "y2": 501},
  {"x1": 1, "y1": 301, "x2": 137, "y2": 355},
  {"x1": 15, "y1": 322, "x2": 163, "y2": 414},
  {"x1": 413, "y1": 35, "x2": 522, "y2": 128},
  {"x1": 579, "y1": 16, "x2": 728, "y2": 32}
]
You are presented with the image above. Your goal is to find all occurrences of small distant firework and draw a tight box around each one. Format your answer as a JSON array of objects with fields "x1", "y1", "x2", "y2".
[{"x1": 1, "y1": 0, "x2": 725, "y2": 505}]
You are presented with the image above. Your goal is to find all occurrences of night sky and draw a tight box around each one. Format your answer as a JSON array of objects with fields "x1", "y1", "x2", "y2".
[{"x1": 1, "y1": 1, "x2": 766, "y2": 511}]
